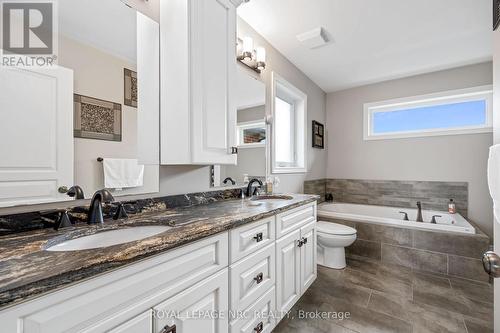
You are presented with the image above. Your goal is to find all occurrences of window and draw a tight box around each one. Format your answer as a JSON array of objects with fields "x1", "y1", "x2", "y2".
[
  {"x1": 237, "y1": 120, "x2": 266, "y2": 148},
  {"x1": 364, "y1": 86, "x2": 493, "y2": 140},
  {"x1": 272, "y1": 72, "x2": 307, "y2": 173}
]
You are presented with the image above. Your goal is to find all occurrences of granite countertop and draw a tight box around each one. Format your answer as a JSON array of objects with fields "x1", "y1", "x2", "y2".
[{"x1": 0, "y1": 194, "x2": 317, "y2": 309}]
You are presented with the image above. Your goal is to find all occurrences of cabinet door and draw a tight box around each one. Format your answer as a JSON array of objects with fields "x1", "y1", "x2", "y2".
[
  {"x1": 153, "y1": 269, "x2": 229, "y2": 333},
  {"x1": 300, "y1": 222, "x2": 317, "y2": 294},
  {"x1": 0, "y1": 67, "x2": 73, "y2": 207},
  {"x1": 190, "y1": 0, "x2": 237, "y2": 165},
  {"x1": 108, "y1": 310, "x2": 153, "y2": 333},
  {"x1": 275, "y1": 229, "x2": 301, "y2": 315}
]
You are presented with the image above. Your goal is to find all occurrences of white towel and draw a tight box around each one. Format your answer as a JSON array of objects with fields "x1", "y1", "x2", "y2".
[
  {"x1": 487, "y1": 144, "x2": 500, "y2": 224},
  {"x1": 103, "y1": 158, "x2": 144, "y2": 190}
]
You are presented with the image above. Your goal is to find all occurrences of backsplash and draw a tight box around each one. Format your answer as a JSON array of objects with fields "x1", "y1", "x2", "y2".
[
  {"x1": 326, "y1": 179, "x2": 468, "y2": 217},
  {"x1": 0, "y1": 188, "x2": 243, "y2": 235},
  {"x1": 303, "y1": 179, "x2": 327, "y2": 202}
]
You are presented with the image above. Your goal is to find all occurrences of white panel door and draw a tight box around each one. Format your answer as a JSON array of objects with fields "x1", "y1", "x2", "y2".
[
  {"x1": 190, "y1": 0, "x2": 237, "y2": 165},
  {"x1": 300, "y1": 222, "x2": 317, "y2": 293},
  {"x1": 0, "y1": 67, "x2": 73, "y2": 207},
  {"x1": 275, "y1": 229, "x2": 301, "y2": 314},
  {"x1": 154, "y1": 269, "x2": 229, "y2": 333}
]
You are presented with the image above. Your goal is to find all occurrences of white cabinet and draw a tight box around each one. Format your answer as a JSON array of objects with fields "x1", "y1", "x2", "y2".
[
  {"x1": 299, "y1": 222, "x2": 317, "y2": 292},
  {"x1": 275, "y1": 229, "x2": 301, "y2": 314},
  {"x1": 0, "y1": 67, "x2": 74, "y2": 207},
  {"x1": 108, "y1": 310, "x2": 153, "y2": 333},
  {"x1": 153, "y1": 269, "x2": 228, "y2": 333},
  {"x1": 160, "y1": 0, "x2": 239, "y2": 165},
  {"x1": 275, "y1": 210, "x2": 317, "y2": 315}
]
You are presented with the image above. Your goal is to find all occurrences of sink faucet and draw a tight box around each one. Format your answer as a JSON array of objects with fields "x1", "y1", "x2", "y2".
[
  {"x1": 88, "y1": 189, "x2": 115, "y2": 224},
  {"x1": 416, "y1": 201, "x2": 423, "y2": 222},
  {"x1": 246, "y1": 178, "x2": 263, "y2": 197}
]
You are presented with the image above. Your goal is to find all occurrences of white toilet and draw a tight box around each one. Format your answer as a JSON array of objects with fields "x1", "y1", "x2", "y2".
[{"x1": 317, "y1": 221, "x2": 357, "y2": 269}]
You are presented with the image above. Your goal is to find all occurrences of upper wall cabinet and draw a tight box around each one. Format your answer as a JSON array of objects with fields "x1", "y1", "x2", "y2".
[{"x1": 160, "y1": 0, "x2": 241, "y2": 165}]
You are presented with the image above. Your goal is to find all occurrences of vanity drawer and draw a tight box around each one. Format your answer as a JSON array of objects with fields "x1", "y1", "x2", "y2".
[
  {"x1": 229, "y1": 243, "x2": 275, "y2": 313},
  {"x1": 230, "y1": 216, "x2": 275, "y2": 263},
  {"x1": 230, "y1": 287, "x2": 275, "y2": 333},
  {"x1": 276, "y1": 203, "x2": 316, "y2": 238}
]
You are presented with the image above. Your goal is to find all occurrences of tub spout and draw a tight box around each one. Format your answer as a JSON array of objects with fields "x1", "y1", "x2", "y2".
[{"x1": 416, "y1": 201, "x2": 423, "y2": 222}]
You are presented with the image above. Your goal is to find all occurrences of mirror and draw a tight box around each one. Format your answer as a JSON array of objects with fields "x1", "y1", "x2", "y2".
[
  {"x1": 0, "y1": 0, "x2": 160, "y2": 207},
  {"x1": 211, "y1": 68, "x2": 267, "y2": 187}
]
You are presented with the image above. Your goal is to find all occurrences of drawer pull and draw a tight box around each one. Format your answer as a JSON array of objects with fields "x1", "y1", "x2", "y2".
[
  {"x1": 253, "y1": 232, "x2": 263, "y2": 242},
  {"x1": 253, "y1": 272, "x2": 264, "y2": 284},
  {"x1": 254, "y1": 321, "x2": 264, "y2": 333},
  {"x1": 160, "y1": 324, "x2": 176, "y2": 333}
]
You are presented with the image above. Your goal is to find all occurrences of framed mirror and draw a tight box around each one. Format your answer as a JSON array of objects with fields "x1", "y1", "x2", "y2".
[
  {"x1": 211, "y1": 68, "x2": 266, "y2": 187},
  {"x1": 0, "y1": 0, "x2": 160, "y2": 207}
]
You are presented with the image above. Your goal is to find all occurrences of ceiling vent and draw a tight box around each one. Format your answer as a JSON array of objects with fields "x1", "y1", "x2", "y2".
[{"x1": 296, "y1": 27, "x2": 329, "y2": 49}]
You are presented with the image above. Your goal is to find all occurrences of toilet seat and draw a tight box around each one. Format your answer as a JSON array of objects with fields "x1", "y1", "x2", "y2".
[{"x1": 317, "y1": 221, "x2": 356, "y2": 235}]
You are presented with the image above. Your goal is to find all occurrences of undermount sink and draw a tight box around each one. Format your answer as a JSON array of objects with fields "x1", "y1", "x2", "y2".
[
  {"x1": 251, "y1": 195, "x2": 294, "y2": 201},
  {"x1": 45, "y1": 226, "x2": 171, "y2": 252}
]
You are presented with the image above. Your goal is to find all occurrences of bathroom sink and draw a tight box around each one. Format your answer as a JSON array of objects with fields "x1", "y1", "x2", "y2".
[
  {"x1": 45, "y1": 226, "x2": 171, "y2": 252},
  {"x1": 251, "y1": 195, "x2": 294, "y2": 202}
]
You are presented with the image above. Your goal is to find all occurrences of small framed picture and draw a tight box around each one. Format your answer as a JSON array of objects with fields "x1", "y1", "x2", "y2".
[
  {"x1": 312, "y1": 120, "x2": 324, "y2": 149},
  {"x1": 124, "y1": 68, "x2": 138, "y2": 108},
  {"x1": 74, "y1": 94, "x2": 122, "y2": 141}
]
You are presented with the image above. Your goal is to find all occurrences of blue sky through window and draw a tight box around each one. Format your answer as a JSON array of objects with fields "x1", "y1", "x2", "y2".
[{"x1": 372, "y1": 100, "x2": 487, "y2": 134}]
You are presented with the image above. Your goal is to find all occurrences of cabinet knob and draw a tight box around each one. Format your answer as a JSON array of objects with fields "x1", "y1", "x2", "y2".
[
  {"x1": 297, "y1": 239, "x2": 304, "y2": 247},
  {"x1": 253, "y1": 272, "x2": 264, "y2": 284},
  {"x1": 302, "y1": 237, "x2": 308, "y2": 245},
  {"x1": 254, "y1": 321, "x2": 264, "y2": 333},
  {"x1": 231, "y1": 146, "x2": 238, "y2": 154},
  {"x1": 160, "y1": 324, "x2": 176, "y2": 333},
  {"x1": 253, "y1": 232, "x2": 263, "y2": 242}
]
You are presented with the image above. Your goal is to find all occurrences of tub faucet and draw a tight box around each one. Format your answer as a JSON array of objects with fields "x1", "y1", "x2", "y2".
[{"x1": 416, "y1": 201, "x2": 423, "y2": 222}]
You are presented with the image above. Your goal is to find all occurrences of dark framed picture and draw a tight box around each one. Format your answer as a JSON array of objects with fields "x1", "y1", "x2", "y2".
[
  {"x1": 312, "y1": 120, "x2": 324, "y2": 149},
  {"x1": 74, "y1": 94, "x2": 122, "y2": 141},
  {"x1": 124, "y1": 68, "x2": 138, "y2": 108}
]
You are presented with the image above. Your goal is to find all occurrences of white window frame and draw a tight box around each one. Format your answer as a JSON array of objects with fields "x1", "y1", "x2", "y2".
[
  {"x1": 237, "y1": 120, "x2": 266, "y2": 148},
  {"x1": 271, "y1": 72, "x2": 307, "y2": 174},
  {"x1": 363, "y1": 85, "x2": 493, "y2": 141}
]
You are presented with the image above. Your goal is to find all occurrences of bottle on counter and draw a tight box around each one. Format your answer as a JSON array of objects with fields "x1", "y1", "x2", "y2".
[
  {"x1": 448, "y1": 199, "x2": 456, "y2": 214},
  {"x1": 266, "y1": 177, "x2": 274, "y2": 195}
]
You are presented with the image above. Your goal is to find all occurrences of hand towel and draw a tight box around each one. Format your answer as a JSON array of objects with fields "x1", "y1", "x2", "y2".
[
  {"x1": 487, "y1": 144, "x2": 500, "y2": 223},
  {"x1": 103, "y1": 158, "x2": 144, "y2": 190}
]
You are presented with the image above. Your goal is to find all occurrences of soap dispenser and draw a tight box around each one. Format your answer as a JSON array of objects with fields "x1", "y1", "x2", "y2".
[{"x1": 448, "y1": 199, "x2": 456, "y2": 214}]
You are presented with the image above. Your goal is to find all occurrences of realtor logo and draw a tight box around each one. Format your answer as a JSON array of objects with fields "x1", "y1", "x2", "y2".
[{"x1": 1, "y1": 0, "x2": 57, "y2": 67}]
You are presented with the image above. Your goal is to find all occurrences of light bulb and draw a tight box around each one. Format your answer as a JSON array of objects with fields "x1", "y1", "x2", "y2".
[{"x1": 256, "y1": 47, "x2": 266, "y2": 62}]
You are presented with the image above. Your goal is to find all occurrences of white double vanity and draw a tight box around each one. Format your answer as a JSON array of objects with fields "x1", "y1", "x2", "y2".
[{"x1": 0, "y1": 202, "x2": 317, "y2": 333}]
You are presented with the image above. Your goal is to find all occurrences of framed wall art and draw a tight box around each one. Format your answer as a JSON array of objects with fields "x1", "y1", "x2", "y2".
[
  {"x1": 124, "y1": 68, "x2": 138, "y2": 108},
  {"x1": 312, "y1": 120, "x2": 324, "y2": 149},
  {"x1": 74, "y1": 94, "x2": 122, "y2": 141}
]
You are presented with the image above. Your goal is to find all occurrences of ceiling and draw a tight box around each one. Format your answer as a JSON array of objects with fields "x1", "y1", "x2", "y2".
[
  {"x1": 59, "y1": 0, "x2": 137, "y2": 63},
  {"x1": 237, "y1": 0, "x2": 492, "y2": 92}
]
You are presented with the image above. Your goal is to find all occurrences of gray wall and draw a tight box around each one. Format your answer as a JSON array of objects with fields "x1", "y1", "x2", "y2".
[
  {"x1": 326, "y1": 62, "x2": 494, "y2": 237},
  {"x1": 158, "y1": 17, "x2": 327, "y2": 196}
]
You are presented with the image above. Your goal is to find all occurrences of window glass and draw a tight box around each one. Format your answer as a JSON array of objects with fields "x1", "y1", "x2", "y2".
[
  {"x1": 275, "y1": 97, "x2": 294, "y2": 164},
  {"x1": 373, "y1": 100, "x2": 487, "y2": 134}
]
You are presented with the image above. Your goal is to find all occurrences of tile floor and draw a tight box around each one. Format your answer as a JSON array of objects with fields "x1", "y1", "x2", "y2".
[{"x1": 273, "y1": 255, "x2": 494, "y2": 333}]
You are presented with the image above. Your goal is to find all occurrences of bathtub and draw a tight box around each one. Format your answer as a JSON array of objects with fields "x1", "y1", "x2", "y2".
[{"x1": 318, "y1": 202, "x2": 475, "y2": 234}]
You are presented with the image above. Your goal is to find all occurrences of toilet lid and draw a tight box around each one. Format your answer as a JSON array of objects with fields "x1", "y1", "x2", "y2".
[{"x1": 317, "y1": 221, "x2": 356, "y2": 235}]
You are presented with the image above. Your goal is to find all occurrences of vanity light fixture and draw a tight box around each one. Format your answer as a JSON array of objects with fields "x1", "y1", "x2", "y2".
[{"x1": 237, "y1": 37, "x2": 266, "y2": 74}]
